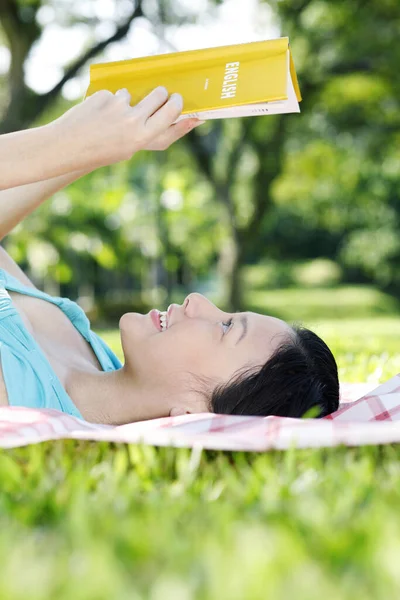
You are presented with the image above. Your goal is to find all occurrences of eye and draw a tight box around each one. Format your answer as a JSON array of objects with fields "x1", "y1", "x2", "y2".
[{"x1": 221, "y1": 317, "x2": 234, "y2": 334}]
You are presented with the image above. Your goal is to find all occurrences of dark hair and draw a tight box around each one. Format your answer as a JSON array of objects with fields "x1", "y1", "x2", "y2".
[{"x1": 206, "y1": 325, "x2": 339, "y2": 419}]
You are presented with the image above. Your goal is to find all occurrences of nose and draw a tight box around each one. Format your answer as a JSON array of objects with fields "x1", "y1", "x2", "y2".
[{"x1": 184, "y1": 292, "x2": 226, "y2": 320}]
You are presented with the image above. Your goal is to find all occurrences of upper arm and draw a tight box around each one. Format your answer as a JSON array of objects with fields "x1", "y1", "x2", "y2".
[
  {"x1": 0, "y1": 245, "x2": 33, "y2": 407},
  {"x1": 0, "y1": 357, "x2": 9, "y2": 407},
  {"x1": 0, "y1": 245, "x2": 31, "y2": 407},
  {"x1": 0, "y1": 245, "x2": 37, "y2": 289}
]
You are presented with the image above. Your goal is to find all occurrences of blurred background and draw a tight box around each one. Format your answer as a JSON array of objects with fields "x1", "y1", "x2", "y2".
[{"x1": 1, "y1": 0, "x2": 400, "y2": 381}]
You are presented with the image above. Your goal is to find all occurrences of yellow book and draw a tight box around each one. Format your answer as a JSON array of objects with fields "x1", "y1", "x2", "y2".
[{"x1": 85, "y1": 37, "x2": 302, "y2": 121}]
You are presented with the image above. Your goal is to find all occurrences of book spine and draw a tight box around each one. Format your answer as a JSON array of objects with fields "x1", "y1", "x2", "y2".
[{"x1": 90, "y1": 37, "x2": 289, "y2": 83}]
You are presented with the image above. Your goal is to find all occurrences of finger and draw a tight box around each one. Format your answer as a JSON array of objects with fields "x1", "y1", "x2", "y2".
[
  {"x1": 146, "y1": 119, "x2": 205, "y2": 150},
  {"x1": 165, "y1": 119, "x2": 204, "y2": 144},
  {"x1": 146, "y1": 93, "x2": 184, "y2": 137},
  {"x1": 87, "y1": 89, "x2": 114, "y2": 106},
  {"x1": 115, "y1": 88, "x2": 132, "y2": 105},
  {"x1": 145, "y1": 120, "x2": 191, "y2": 150},
  {"x1": 133, "y1": 86, "x2": 169, "y2": 118},
  {"x1": 146, "y1": 118, "x2": 204, "y2": 151}
]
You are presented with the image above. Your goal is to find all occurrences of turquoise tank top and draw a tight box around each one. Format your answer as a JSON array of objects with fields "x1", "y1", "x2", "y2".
[{"x1": 0, "y1": 268, "x2": 122, "y2": 419}]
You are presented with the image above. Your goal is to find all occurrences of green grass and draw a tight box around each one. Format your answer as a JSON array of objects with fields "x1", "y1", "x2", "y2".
[
  {"x1": 247, "y1": 285, "x2": 400, "y2": 321},
  {"x1": 1, "y1": 285, "x2": 400, "y2": 600}
]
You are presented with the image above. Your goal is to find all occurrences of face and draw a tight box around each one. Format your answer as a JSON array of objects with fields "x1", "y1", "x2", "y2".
[{"x1": 119, "y1": 293, "x2": 294, "y2": 417}]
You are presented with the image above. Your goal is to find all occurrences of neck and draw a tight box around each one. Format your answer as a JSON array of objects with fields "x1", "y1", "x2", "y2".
[{"x1": 66, "y1": 365, "x2": 170, "y2": 425}]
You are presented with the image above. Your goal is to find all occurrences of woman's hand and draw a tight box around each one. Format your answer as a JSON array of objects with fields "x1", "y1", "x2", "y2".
[
  {"x1": 143, "y1": 117, "x2": 205, "y2": 151},
  {"x1": 0, "y1": 86, "x2": 202, "y2": 190},
  {"x1": 53, "y1": 87, "x2": 201, "y2": 171}
]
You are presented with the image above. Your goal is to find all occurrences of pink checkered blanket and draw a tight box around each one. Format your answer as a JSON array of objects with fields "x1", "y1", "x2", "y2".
[{"x1": 1, "y1": 375, "x2": 400, "y2": 451}]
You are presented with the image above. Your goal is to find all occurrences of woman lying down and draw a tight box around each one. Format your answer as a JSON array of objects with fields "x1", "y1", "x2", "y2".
[{"x1": 0, "y1": 87, "x2": 339, "y2": 425}]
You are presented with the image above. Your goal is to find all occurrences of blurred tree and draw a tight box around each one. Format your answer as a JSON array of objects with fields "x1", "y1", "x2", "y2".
[
  {"x1": 0, "y1": 0, "x2": 146, "y2": 132},
  {"x1": 185, "y1": 0, "x2": 400, "y2": 308},
  {"x1": 187, "y1": 114, "x2": 289, "y2": 309},
  {"x1": 0, "y1": 0, "x2": 224, "y2": 315},
  {"x1": 0, "y1": 0, "x2": 223, "y2": 132},
  {"x1": 3, "y1": 0, "x2": 400, "y2": 314},
  {"x1": 268, "y1": 0, "x2": 400, "y2": 293}
]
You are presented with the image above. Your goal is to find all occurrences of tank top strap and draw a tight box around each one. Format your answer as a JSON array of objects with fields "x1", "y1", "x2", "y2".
[
  {"x1": 0, "y1": 286, "x2": 11, "y2": 310},
  {"x1": 0, "y1": 272, "x2": 17, "y2": 319},
  {"x1": 0, "y1": 267, "x2": 122, "y2": 418},
  {"x1": 0, "y1": 268, "x2": 92, "y2": 341}
]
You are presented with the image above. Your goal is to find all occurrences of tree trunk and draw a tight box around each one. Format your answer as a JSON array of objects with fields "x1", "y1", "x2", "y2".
[
  {"x1": 217, "y1": 231, "x2": 245, "y2": 311},
  {"x1": 0, "y1": 0, "x2": 144, "y2": 133},
  {"x1": 216, "y1": 189, "x2": 245, "y2": 311}
]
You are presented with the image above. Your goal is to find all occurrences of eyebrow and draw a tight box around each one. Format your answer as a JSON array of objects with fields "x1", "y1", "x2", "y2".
[{"x1": 235, "y1": 314, "x2": 248, "y2": 346}]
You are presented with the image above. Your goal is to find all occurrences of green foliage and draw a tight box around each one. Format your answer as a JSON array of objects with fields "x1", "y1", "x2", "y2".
[
  {"x1": 2, "y1": 283, "x2": 400, "y2": 598},
  {"x1": 3, "y1": 3, "x2": 400, "y2": 595},
  {"x1": 247, "y1": 285, "x2": 400, "y2": 321},
  {"x1": 2, "y1": 429, "x2": 400, "y2": 598},
  {"x1": 340, "y1": 227, "x2": 400, "y2": 289},
  {"x1": 2, "y1": 0, "x2": 400, "y2": 309},
  {"x1": 309, "y1": 318, "x2": 400, "y2": 384},
  {"x1": 294, "y1": 258, "x2": 342, "y2": 287},
  {"x1": 265, "y1": 0, "x2": 400, "y2": 293},
  {"x1": 7, "y1": 150, "x2": 223, "y2": 304},
  {"x1": 243, "y1": 258, "x2": 343, "y2": 289}
]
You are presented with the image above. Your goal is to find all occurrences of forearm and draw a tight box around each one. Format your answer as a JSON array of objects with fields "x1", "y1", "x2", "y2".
[
  {"x1": 0, "y1": 168, "x2": 92, "y2": 242},
  {"x1": 0, "y1": 122, "x2": 88, "y2": 190}
]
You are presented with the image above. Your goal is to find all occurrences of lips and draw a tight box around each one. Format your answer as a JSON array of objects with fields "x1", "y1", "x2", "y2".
[{"x1": 150, "y1": 309, "x2": 162, "y2": 331}]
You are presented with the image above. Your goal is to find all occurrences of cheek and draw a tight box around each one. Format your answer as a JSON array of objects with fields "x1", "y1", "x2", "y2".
[
  {"x1": 159, "y1": 331, "x2": 199, "y2": 365},
  {"x1": 156, "y1": 325, "x2": 217, "y2": 373},
  {"x1": 163, "y1": 331, "x2": 236, "y2": 384},
  {"x1": 121, "y1": 317, "x2": 225, "y2": 377}
]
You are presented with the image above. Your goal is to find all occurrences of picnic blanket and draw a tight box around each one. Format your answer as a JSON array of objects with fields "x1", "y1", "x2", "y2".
[{"x1": 1, "y1": 375, "x2": 400, "y2": 452}]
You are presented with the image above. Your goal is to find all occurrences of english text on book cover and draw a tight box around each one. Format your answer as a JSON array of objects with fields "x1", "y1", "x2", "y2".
[{"x1": 85, "y1": 37, "x2": 302, "y2": 121}]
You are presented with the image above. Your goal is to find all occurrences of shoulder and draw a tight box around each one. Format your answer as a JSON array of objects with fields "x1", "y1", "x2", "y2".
[{"x1": 0, "y1": 245, "x2": 37, "y2": 289}]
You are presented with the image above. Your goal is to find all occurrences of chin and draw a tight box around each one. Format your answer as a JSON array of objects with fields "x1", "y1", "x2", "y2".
[{"x1": 119, "y1": 312, "x2": 137, "y2": 330}]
